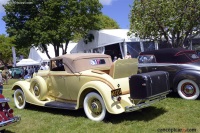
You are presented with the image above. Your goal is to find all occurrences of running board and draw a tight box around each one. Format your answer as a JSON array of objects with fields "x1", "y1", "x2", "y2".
[{"x1": 45, "y1": 101, "x2": 76, "y2": 110}]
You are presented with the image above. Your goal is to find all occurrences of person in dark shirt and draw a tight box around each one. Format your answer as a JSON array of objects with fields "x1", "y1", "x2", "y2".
[{"x1": 0, "y1": 71, "x2": 3, "y2": 94}]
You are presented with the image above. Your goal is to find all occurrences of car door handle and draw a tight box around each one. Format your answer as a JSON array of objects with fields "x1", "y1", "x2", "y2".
[{"x1": 152, "y1": 68, "x2": 157, "y2": 70}]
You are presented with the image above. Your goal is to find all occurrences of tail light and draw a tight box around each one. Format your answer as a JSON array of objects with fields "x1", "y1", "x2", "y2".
[{"x1": 117, "y1": 96, "x2": 121, "y2": 101}]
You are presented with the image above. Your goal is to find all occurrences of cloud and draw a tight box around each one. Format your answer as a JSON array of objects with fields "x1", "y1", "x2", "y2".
[
  {"x1": 99, "y1": 0, "x2": 117, "y2": 5},
  {"x1": 0, "y1": 0, "x2": 9, "y2": 12}
]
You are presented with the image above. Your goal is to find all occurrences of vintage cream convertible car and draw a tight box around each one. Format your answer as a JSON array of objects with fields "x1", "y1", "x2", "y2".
[{"x1": 12, "y1": 53, "x2": 170, "y2": 121}]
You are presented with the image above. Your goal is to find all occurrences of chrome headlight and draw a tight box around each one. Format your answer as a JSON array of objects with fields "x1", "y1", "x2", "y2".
[{"x1": 1, "y1": 102, "x2": 6, "y2": 107}]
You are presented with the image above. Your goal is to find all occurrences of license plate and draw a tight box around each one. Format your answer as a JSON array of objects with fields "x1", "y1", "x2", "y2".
[{"x1": 111, "y1": 88, "x2": 122, "y2": 97}]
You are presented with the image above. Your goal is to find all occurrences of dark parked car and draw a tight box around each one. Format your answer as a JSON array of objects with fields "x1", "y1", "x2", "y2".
[
  {"x1": 0, "y1": 94, "x2": 20, "y2": 132},
  {"x1": 138, "y1": 48, "x2": 200, "y2": 100}
]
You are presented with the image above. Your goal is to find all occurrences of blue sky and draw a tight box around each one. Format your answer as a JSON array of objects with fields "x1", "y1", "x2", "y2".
[
  {"x1": 0, "y1": 0, "x2": 133, "y2": 35},
  {"x1": 100, "y1": 0, "x2": 133, "y2": 28}
]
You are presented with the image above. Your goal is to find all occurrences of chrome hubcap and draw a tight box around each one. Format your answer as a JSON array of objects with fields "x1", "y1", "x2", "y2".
[
  {"x1": 181, "y1": 83, "x2": 196, "y2": 97},
  {"x1": 17, "y1": 95, "x2": 24, "y2": 105},
  {"x1": 33, "y1": 85, "x2": 40, "y2": 96},
  {"x1": 17, "y1": 95, "x2": 23, "y2": 105},
  {"x1": 90, "y1": 99, "x2": 102, "y2": 115}
]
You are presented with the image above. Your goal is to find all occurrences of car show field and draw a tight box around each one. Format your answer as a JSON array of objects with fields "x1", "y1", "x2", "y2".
[
  {"x1": 2, "y1": 79, "x2": 200, "y2": 133},
  {"x1": 1, "y1": 0, "x2": 200, "y2": 133},
  {"x1": 1, "y1": 53, "x2": 198, "y2": 133}
]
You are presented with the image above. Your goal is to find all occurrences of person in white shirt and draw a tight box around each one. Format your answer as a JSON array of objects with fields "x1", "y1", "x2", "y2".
[
  {"x1": 40, "y1": 63, "x2": 46, "y2": 70},
  {"x1": 125, "y1": 52, "x2": 132, "y2": 59},
  {"x1": 45, "y1": 63, "x2": 49, "y2": 70}
]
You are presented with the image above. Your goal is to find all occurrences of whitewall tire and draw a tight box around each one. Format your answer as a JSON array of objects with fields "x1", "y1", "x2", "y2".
[
  {"x1": 83, "y1": 92, "x2": 107, "y2": 121},
  {"x1": 14, "y1": 89, "x2": 26, "y2": 109},
  {"x1": 177, "y1": 79, "x2": 200, "y2": 100}
]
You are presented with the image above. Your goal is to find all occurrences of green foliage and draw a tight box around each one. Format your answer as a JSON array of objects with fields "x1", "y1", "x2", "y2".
[
  {"x1": 99, "y1": 15, "x2": 120, "y2": 29},
  {"x1": 83, "y1": 33, "x2": 94, "y2": 44},
  {"x1": 16, "y1": 47, "x2": 29, "y2": 58},
  {"x1": 3, "y1": 0, "x2": 102, "y2": 57},
  {"x1": 0, "y1": 34, "x2": 29, "y2": 66},
  {"x1": 73, "y1": 15, "x2": 120, "y2": 42},
  {"x1": 129, "y1": 0, "x2": 200, "y2": 48},
  {"x1": 0, "y1": 34, "x2": 15, "y2": 65}
]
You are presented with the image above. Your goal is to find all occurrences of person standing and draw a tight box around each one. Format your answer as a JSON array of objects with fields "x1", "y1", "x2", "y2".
[
  {"x1": 40, "y1": 63, "x2": 46, "y2": 70},
  {"x1": 113, "y1": 56, "x2": 118, "y2": 62},
  {"x1": 125, "y1": 52, "x2": 132, "y2": 59},
  {"x1": 29, "y1": 66, "x2": 34, "y2": 76},
  {"x1": 20, "y1": 67, "x2": 24, "y2": 79},
  {"x1": 2, "y1": 67, "x2": 9, "y2": 84},
  {"x1": 44, "y1": 63, "x2": 49, "y2": 70},
  {"x1": 0, "y1": 70, "x2": 3, "y2": 94}
]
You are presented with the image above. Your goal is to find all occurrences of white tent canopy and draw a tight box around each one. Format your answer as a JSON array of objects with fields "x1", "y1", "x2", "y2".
[
  {"x1": 16, "y1": 59, "x2": 41, "y2": 67},
  {"x1": 71, "y1": 29, "x2": 141, "y2": 53},
  {"x1": 28, "y1": 47, "x2": 49, "y2": 63},
  {"x1": 28, "y1": 42, "x2": 77, "y2": 63}
]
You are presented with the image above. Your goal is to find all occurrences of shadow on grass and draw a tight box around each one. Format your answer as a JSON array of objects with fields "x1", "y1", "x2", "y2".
[
  {"x1": 24, "y1": 103, "x2": 86, "y2": 117},
  {"x1": 167, "y1": 92, "x2": 180, "y2": 99},
  {"x1": 3, "y1": 130, "x2": 15, "y2": 133},
  {"x1": 23, "y1": 104, "x2": 167, "y2": 123},
  {"x1": 22, "y1": 104, "x2": 88, "y2": 121},
  {"x1": 105, "y1": 106, "x2": 167, "y2": 124}
]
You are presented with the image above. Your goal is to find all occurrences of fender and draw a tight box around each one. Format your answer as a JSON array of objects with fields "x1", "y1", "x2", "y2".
[
  {"x1": 12, "y1": 81, "x2": 49, "y2": 106},
  {"x1": 173, "y1": 70, "x2": 200, "y2": 91},
  {"x1": 76, "y1": 81, "x2": 133, "y2": 114}
]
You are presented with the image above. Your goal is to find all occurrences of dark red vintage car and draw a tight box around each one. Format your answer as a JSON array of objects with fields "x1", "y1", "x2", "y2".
[
  {"x1": 0, "y1": 94, "x2": 20, "y2": 132},
  {"x1": 138, "y1": 48, "x2": 200, "y2": 100}
]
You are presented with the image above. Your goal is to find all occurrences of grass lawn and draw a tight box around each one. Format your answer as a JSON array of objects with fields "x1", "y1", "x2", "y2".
[{"x1": 2, "y1": 79, "x2": 200, "y2": 133}]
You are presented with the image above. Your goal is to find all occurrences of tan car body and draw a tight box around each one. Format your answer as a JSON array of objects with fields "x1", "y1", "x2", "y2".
[{"x1": 12, "y1": 53, "x2": 168, "y2": 121}]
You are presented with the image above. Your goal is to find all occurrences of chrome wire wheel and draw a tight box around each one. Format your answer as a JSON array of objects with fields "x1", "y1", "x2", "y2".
[
  {"x1": 89, "y1": 98, "x2": 103, "y2": 117},
  {"x1": 33, "y1": 84, "x2": 40, "y2": 97},
  {"x1": 177, "y1": 79, "x2": 200, "y2": 100},
  {"x1": 181, "y1": 83, "x2": 196, "y2": 97},
  {"x1": 14, "y1": 89, "x2": 26, "y2": 109},
  {"x1": 84, "y1": 92, "x2": 107, "y2": 121}
]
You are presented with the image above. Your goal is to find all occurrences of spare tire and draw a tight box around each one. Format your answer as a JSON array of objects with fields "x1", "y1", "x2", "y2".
[{"x1": 30, "y1": 76, "x2": 48, "y2": 100}]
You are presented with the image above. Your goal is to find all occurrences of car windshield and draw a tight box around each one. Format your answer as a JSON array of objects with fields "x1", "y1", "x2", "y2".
[
  {"x1": 138, "y1": 55, "x2": 156, "y2": 63},
  {"x1": 51, "y1": 59, "x2": 65, "y2": 71},
  {"x1": 176, "y1": 53, "x2": 200, "y2": 63},
  {"x1": 139, "y1": 52, "x2": 200, "y2": 64}
]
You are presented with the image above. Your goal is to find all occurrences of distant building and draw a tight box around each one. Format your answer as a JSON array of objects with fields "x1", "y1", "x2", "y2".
[
  {"x1": 28, "y1": 42, "x2": 77, "y2": 63},
  {"x1": 71, "y1": 29, "x2": 156, "y2": 60}
]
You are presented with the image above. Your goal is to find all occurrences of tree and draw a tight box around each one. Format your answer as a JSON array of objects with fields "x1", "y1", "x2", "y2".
[
  {"x1": 0, "y1": 34, "x2": 29, "y2": 66},
  {"x1": 3, "y1": 0, "x2": 102, "y2": 58},
  {"x1": 16, "y1": 47, "x2": 29, "y2": 59},
  {"x1": 129, "y1": 0, "x2": 200, "y2": 48},
  {"x1": 73, "y1": 14, "x2": 120, "y2": 42},
  {"x1": 99, "y1": 15, "x2": 120, "y2": 29},
  {"x1": 0, "y1": 34, "x2": 15, "y2": 65}
]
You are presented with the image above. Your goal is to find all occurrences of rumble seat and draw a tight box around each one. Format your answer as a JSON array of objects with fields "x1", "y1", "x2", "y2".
[{"x1": 109, "y1": 58, "x2": 138, "y2": 79}]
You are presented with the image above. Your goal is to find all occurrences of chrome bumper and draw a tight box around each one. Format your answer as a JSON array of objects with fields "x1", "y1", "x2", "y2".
[
  {"x1": 0, "y1": 116, "x2": 21, "y2": 130},
  {"x1": 125, "y1": 95, "x2": 167, "y2": 112}
]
